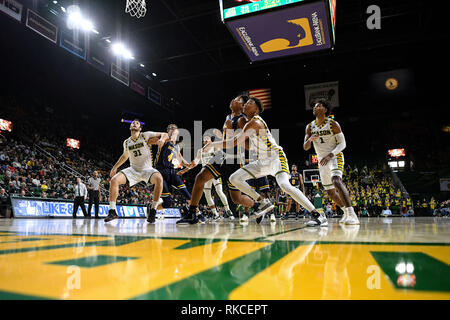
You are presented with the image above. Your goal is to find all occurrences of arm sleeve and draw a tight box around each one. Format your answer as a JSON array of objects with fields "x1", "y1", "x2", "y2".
[{"x1": 331, "y1": 132, "x2": 346, "y2": 156}]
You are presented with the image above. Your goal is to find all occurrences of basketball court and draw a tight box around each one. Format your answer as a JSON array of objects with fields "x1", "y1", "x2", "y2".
[{"x1": 1, "y1": 217, "x2": 449, "y2": 299}]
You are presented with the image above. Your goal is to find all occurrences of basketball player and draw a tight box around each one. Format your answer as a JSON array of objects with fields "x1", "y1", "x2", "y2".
[
  {"x1": 105, "y1": 119, "x2": 168, "y2": 223},
  {"x1": 180, "y1": 94, "x2": 274, "y2": 224},
  {"x1": 278, "y1": 189, "x2": 288, "y2": 219},
  {"x1": 285, "y1": 164, "x2": 305, "y2": 219},
  {"x1": 154, "y1": 124, "x2": 194, "y2": 220},
  {"x1": 241, "y1": 143, "x2": 273, "y2": 222},
  {"x1": 207, "y1": 97, "x2": 325, "y2": 226},
  {"x1": 177, "y1": 135, "x2": 233, "y2": 221},
  {"x1": 303, "y1": 101, "x2": 359, "y2": 225}
]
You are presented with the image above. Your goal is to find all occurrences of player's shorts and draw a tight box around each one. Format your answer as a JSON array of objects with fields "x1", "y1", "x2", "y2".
[
  {"x1": 248, "y1": 176, "x2": 270, "y2": 192},
  {"x1": 204, "y1": 152, "x2": 241, "y2": 191},
  {"x1": 158, "y1": 168, "x2": 190, "y2": 199},
  {"x1": 239, "y1": 148, "x2": 290, "y2": 179},
  {"x1": 121, "y1": 167, "x2": 159, "y2": 187},
  {"x1": 204, "y1": 177, "x2": 222, "y2": 190},
  {"x1": 278, "y1": 196, "x2": 288, "y2": 204},
  {"x1": 319, "y1": 152, "x2": 344, "y2": 190}
]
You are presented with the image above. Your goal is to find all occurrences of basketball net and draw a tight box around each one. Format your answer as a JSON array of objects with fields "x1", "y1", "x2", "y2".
[{"x1": 125, "y1": 0, "x2": 147, "y2": 18}]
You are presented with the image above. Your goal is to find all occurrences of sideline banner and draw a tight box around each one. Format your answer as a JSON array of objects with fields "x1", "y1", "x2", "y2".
[{"x1": 11, "y1": 197, "x2": 181, "y2": 218}]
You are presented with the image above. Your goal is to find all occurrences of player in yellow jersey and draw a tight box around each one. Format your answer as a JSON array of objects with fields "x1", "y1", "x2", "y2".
[{"x1": 303, "y1": 101, "x2": 359, "y2": 225}]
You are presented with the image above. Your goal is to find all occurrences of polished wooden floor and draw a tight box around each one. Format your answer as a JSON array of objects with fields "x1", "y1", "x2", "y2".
[{"x1": 0, "y1": 216, "x2": 449, "y2": 300}]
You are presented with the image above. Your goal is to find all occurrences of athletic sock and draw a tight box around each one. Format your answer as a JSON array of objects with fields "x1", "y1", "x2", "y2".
[
  {"x1": 109, "y1": 202, "x2": 116, "y2": 211},
  {"x1": 211, "y1": 208, "x2": 218, "y2": 216},
  {"x1": 223, "y1": 204, "x2": 230, "y2": 211},
  {"x1": 189, "y1": 205, "x2": 198, "y2": 213},
  {"x1": 151, "y1": 199, "x2": 159, "y2": 209}
]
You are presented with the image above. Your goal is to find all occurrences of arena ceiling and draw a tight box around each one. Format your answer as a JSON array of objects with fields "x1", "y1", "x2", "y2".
[{"x1": 29, "y1": 0, "x2": 437, "y2": 84}]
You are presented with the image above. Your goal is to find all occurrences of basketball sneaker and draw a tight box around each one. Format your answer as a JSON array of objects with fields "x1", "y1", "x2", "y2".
[
  {"x1": 281, "y1": 213, "x2": 288, "y2": 220},
  {"x1": 104, "y1": 209, "x2": 118, "y2": 223},
  {"x1": 339, "y1": 211, "x2": 348, "y2": 224},
  {"x1": 270, "y1": 213, "x2": 276, "y2": 223},
  {"x1": 306, "y1": 212, "x2": 328, "y2": 227},
  {"x1": 253, "y1": 199, "x2": 275, "y2": 220},
  {"x1": 147, "y1": 208, "x2": 156, "y2": 223},
  {"x1": 345, "y1": 211, "x2": 360, "y2": 225},
  {"x1": 197, "y1": 213, "x2": 206, "y2": 224},
  {"x1": 177, "y1": 210, "x2": 197, "y2": 225},
  {"x1": 212, "y1": 214, "x2": 221, "y2": 222},
  {"x1": 240, "y1": 214, "x2": 249, "y2": 223}
]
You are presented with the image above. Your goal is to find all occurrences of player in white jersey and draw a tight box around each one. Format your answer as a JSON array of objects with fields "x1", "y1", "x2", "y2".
[
  {"x1": 177, "y1": 135, "x2": 233, "y2": 220},
  {"x1": 206, "y1": 97, "x2": 325, "y2": 225},
  {"x1": 303, "y1": 101, "x2": 359, "y2": 225},
  {"x1": 104, "y1": 119, "x2": 168, "y2": 223}
]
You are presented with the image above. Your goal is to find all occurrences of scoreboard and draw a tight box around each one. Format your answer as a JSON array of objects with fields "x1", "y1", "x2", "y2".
[
  {"x1": 221, "y1": 0, "x2": 308, "y2": 20},
  {"x1": 220, "y1": 0, "x2": 336, "y2": 62}
]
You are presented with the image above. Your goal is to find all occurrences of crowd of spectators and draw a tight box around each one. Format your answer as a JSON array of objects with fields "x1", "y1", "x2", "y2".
[{"x1": 0, "y1": 94, "x2": 448, "y2": 219}]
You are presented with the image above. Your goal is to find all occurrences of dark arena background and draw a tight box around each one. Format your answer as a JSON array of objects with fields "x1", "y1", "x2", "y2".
[{"x1": 0, "y1": 0, "x2": 449, "y2": 306}]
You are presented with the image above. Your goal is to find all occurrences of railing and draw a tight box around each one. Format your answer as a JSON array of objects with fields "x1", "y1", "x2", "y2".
[{"x1": 389, "y1": 166, "x2": 409, "y2": 197}]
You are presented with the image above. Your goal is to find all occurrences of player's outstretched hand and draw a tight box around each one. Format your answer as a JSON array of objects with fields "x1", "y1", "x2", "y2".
[{"x1": 110, "y1": 168, "x2": 117, "y2": 178}]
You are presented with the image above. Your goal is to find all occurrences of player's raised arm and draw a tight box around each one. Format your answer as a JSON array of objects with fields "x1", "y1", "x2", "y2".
[
  {"x1": 207, "y1": 119, "x2": 259, "y2": 150},
  {"x1": 146, "y1": 131, "x2": 169, "y2": 147},
  {"x1": 303, "y1": 123, "x2": 319, "y2": 151}
]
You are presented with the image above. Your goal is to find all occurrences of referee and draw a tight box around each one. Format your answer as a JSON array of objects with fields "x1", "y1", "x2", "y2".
[
  {"x1": 87, "y1": 171, "x2": 102, "y2": 219},
  {"x1": 73, "y1": 177, "x2": 88, "y2": 218}
]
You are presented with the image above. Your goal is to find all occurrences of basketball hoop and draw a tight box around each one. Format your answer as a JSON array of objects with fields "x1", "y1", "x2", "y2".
[{"x1": 125, "y1": 0, "x2": 147, "y2": 18}]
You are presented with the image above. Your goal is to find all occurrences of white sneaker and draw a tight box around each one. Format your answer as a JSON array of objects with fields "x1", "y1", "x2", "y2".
[
  {"x1": 270, "y1": 213, "x2": 276, "y2": 223},
  {"x1": 239, "y1": 214, "x2": 248, "y2": 222},
  {"x1": 339, "y1": 212, "x2": 348, "y2": 224},
  {"x1": 254, "y1": 199, "x2": 275, "y2": 219},
  {"x1": 160, "y1": 213, "x2": 165, "y2": 220},
  {"x1": 345, "y1": 211, "x2": 360, "y2": 225},
  {"x1": 306, "y1": 214, "x2": 328, "y2": 227}
]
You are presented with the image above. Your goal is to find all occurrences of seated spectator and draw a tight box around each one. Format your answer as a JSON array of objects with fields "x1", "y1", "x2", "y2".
[
  {"x1": 324, "y1": 203, "x2": 333, "y2": 218},
  {"x1": 403, "y1": 206, "x2": 414, "y2": 217},
  {"x1": 361, "y1": 207, "x2": 369, "y2": 217},
  {"x1": 381, "y1": 206, "x2": 392, "y2": 217}
]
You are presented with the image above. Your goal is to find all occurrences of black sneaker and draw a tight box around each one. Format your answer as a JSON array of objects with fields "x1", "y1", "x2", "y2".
[
  {"x1": 281, "y1": 214, "x2": 288, "y2": 220},
  {"x1": 189, "y1": 215, "x2": 200, "y2": 225},
  {"x1": 147, "y1": 208, "x2": 156, "y2": 223},
  {"x1": 256, "y1": 215, "x2": 263, "y2": 224},
  {"x1": 177, "y1": 212, "x2": 196, "y2": 225},
  {"x1": 104, "y1": 209, "x2": 118, "y2": 223}
]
